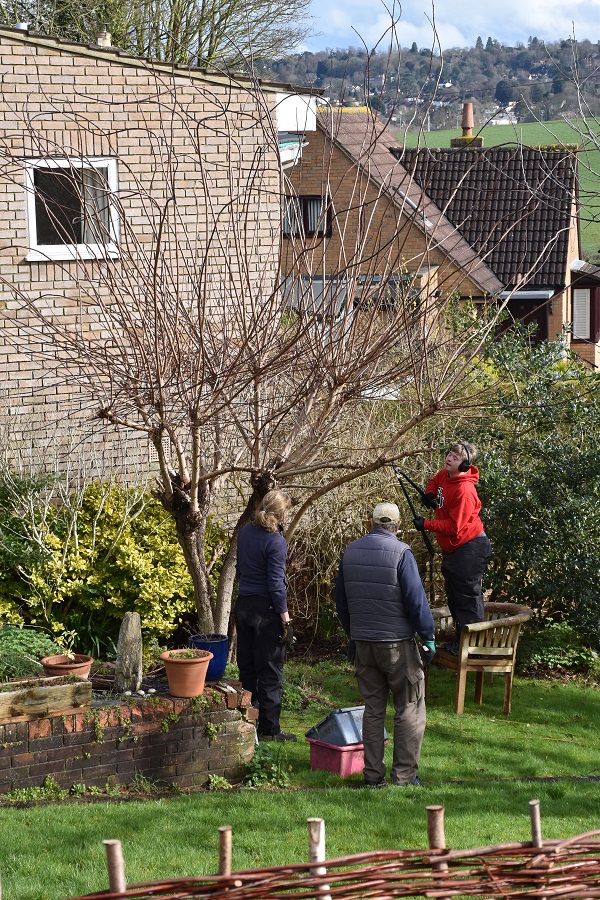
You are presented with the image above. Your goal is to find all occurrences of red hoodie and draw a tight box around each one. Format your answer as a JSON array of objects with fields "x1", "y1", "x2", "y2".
[{"x1": 424, "y1": 466, "x2": 485, "y2": 553}]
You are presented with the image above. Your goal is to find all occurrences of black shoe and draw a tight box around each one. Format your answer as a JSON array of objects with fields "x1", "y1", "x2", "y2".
[
  {"x1": 443, "y1": 642, "x2": 459, "y2": 656},
  {"x1": 393, "y1": 777, "x2": 426, "y2": 786},
  {"x1": 363, "y1": 778, "x2": 387, "y2": 789},
  {"x1": 258, "y1": 731, "x2": 297, "y2": 742}
]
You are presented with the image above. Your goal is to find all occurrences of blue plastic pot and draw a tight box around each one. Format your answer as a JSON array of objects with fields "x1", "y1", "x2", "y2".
[{"x1": 188, "y1": 633, "x2": 229, "y2": 681}]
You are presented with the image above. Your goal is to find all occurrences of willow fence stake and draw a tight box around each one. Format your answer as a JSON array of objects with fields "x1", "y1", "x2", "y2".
[
  {"x1": 103, "y1": 840, "x2": 126, "y2": 894},
  {"x1": 427, "y1": 805, "x2": 450, "y2": 899},
  {"x1": 219, "y1": 826, "x2": 233, "y2": 877},
  {"x1": 529, "y1": 800, "x2": 542, "y2": 847},
  {"x1": 308, "y1": 818, "x2": 331, "y2": 900}
]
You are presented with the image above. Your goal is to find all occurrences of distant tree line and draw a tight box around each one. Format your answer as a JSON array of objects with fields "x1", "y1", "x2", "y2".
[{"x1": 258, "y1": 35, "x2": 600, "y2": 127}]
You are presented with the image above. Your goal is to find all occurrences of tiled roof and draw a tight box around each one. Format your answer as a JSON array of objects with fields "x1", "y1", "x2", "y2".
[
  {"x1": 322, "y1": 113, "x2": 503, "y2": 296},
  {"x1": 399, "y1": 146, "x2": 578, "y2": 289}
]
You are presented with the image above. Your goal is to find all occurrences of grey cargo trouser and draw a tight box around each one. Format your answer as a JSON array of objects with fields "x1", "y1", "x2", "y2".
[{"x1": 355, "y1": 639, "x2": 426, "y2": 785}]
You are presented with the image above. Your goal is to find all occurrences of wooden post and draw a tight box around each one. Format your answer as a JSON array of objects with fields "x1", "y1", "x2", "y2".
[
  {"x1": 219, "y1": 825, "x2": 233, "y2": 876},
  {"x1": 427, "y1": 805, "x2": 449, "y2": 898},
  {"x1": 427, "y1": 805, "x2": 446, "y2": 852},
  {"x1": 529, "y1": 799, "x2": 542, "y2": 847},
  {"x1": 103, "y1": 840, "x2": 126, "y2": 894},
  {"x1": 307, "y1": 818, "x2": 331, "y2": 900}
]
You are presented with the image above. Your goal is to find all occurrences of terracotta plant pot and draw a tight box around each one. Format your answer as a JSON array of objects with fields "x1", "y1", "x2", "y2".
[
  {"x1": 40, "y1": 654, "x2": 94, "y2": 679},
  {"x1": 159, "y1": 649, "x2": 213, "y2": 698}
]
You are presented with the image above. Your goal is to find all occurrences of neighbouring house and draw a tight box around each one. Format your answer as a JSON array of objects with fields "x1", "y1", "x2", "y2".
[
  {"x1": 281, "y1": 110, "x2": 503, "y2": 322},
  {"x1": 0, "y1": 25, "x2": 316, "y2": 468},
  {"x1": 282, "y1": 109, "x2": 597, "y2": 368}
]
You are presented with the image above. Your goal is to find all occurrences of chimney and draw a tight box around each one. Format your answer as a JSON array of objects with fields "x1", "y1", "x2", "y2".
[
  {"x1": 461, "y1": 102, "x2": 474, "y2": 137},
  {"x1": 97, "y1": 25, "x2": 111, "y2": 47},
  {"x1": 451, "y1": 102, "x2": 483, "y2": 148}
]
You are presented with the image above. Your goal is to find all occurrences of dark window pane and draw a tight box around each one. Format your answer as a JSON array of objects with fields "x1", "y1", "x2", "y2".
[{"x1": 34, "y1": 168, "x2": 82, "y2": 245}]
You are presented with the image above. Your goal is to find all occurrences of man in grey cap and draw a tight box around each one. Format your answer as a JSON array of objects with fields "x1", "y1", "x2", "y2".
[{"x1": 335, "y1": 501, "x2": 435, "y2": 787}]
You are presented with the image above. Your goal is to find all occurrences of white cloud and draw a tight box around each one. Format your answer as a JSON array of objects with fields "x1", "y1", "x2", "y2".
[{"x1": 305, "y1": 0, "x2": 600, "y2": 52}]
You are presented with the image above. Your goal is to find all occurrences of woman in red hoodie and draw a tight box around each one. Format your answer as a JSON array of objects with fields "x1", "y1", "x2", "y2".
[{"x1": 414, "y1": 441, "x2": 492, "y2": 651}]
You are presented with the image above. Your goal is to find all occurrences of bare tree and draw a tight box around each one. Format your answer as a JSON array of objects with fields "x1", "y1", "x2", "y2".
[
  {"x1": 0, "y1": 0, "x2": 313, "y2": 67},
  {"x1": 0, "y1": 31, "x2": 566, "y2": 635}
]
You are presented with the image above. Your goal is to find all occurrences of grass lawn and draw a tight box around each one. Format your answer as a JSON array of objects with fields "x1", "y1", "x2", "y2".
[
  {"x1": 1, "y1": 657, "x2": 599, "y2": 899},
  {"x1": 399, "y1": 119, "x2": 600, "y2": 263}
]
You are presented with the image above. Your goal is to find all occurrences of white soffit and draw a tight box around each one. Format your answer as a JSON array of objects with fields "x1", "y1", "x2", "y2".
[{"x1": 275, "y1": 93, "x2": 317, "y2": 133}]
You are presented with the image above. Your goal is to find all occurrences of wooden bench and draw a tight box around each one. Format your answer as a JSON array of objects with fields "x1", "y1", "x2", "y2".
[{"x1": 428, "y1": 602, "x2": 533, "y2": 715}]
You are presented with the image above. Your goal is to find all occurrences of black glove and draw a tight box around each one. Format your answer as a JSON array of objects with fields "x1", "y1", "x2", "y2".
[
  {"x1": 280, "y1": 621, "x2": 295, "y2": 652},
  {"x1": 413, "y1": 516, "x2": 425, "y2": 532},
  {"x1": 421, "y1": 491, "x2": 436, "y2": 509},
  {"x1": 347, "y1": 639, "x2": 356, "y2": 665},
  {"x1": 419, "y1": 640, "x2": 436, "y2": 669}
]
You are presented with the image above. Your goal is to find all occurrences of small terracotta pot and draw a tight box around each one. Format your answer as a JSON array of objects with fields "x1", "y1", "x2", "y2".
[
  {"x1": 159, "y1": 649, "x2": 213, "y2": 698},
  {"x1": 40, "y1": 654, "x2": 94, "y2": 679}
]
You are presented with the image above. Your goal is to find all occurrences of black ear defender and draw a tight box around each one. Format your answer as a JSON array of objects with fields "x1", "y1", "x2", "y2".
[{"x1": 457, "y1": 442, "x2": 471, "y2": 473}]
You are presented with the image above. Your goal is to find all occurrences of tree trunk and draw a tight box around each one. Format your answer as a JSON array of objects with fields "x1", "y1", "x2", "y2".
[
  {"x1": 179, "y1": 531, "x2": 214, "y2": 632},
  {"x1": 155, "y1": 474, "x2": 216, "y2": 634}
]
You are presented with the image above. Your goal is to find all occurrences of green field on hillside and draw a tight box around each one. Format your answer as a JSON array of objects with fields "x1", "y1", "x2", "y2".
[{"x1": 400, "y1": 120, "x2": 600, "y2": 262}]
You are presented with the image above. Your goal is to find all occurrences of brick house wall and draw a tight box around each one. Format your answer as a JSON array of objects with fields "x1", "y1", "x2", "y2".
[
  {"x1": 282, "y1": 122, "x2": 487, "y2": 301},
  {"x1": 0, "y1": 29, "x2": 283, "y2": 468},
  {"x1": 0, "y1": 688, "x2": 258, "y2": 792}
]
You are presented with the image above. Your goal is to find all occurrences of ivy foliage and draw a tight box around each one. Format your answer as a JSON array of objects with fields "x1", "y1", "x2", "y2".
[
  {"x1": 0, "y1": 480, "x2": 197, "y2": 654},
  {"x1": 475, "y1": 331, "x2": 600, "y2": 648}
]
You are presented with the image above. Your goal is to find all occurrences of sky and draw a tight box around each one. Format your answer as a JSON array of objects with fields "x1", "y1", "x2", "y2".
[{"x1": 302, "y1": 0, "x2": 600, "y2": 52}]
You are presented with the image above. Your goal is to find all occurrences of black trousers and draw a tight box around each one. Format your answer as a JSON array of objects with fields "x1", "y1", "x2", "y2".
[
  {"x1": 441, "y1": 534, "x2": 492, "y2": 639},
  {"x1": 234, "y1": 595, "x2": 285, "y2": 736}
]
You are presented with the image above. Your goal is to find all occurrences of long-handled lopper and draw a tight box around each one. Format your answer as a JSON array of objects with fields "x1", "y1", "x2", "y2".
[
  {"x1": 391, "y1": 463, "x2": 436, "y2": 606},
  {"x1": 391, "y1": 464, "x2": 435, "y2": 557}
]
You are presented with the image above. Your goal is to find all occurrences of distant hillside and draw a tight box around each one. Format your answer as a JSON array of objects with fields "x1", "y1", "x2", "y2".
[{"x1": 260, "y1": 36, "x2": 600, "y2": 131}]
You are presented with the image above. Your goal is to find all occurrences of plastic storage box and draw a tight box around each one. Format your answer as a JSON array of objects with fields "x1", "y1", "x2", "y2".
[
  {"x1": 306, "y1": 737, "x2": 365, "y2": 777},
  {"x1": 305, "y1": 706, "x2": 365, "y2": 746}
]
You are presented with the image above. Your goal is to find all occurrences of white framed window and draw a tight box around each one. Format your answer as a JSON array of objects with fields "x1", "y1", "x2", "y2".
[
  {"x1": 572, "y1": 288, "x2": 590, "y2": 340},
  {"x1": 24, "y1": 157, "x2": 119, "y2": 262}
]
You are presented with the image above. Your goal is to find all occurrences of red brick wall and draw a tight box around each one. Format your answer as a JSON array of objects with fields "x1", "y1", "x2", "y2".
[
  {"x1": 282, "y1": 125, "x2": 483, "y2": 299},
  {"x1": 0, "y1": 692, "x2": 257, "y2": 793}
]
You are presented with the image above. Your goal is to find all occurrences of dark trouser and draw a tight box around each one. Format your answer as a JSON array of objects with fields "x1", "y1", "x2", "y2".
[
  {"x1": 441, "y1": 534, "x2": 492, "y2": 640},
  {"x1": 234, "y1": 595, "x2": 285, "y2": 736},
  {"x1": 355, "y1": 639, "x2": 426, "y2": 785}
]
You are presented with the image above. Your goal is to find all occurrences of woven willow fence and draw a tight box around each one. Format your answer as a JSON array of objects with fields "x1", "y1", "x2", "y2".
[{"x1": 68, "y1": 802, "x2": 600, "y2": 900}]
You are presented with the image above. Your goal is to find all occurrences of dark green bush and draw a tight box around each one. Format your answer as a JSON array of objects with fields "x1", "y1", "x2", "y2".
[
  {"x1": 473, "y1": 333, "x2": 600, "y2": 648},
  {"x1": 517, "y1": 619, "x2": 600, "y2": 674},
  {"x1": 0, "y1": 625, "x2": 62, "y2": 680}
]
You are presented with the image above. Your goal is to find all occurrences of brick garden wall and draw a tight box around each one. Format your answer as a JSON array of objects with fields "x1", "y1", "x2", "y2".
[{"x1": 0, "y1": 686, "x2": 258, "y2": 793}]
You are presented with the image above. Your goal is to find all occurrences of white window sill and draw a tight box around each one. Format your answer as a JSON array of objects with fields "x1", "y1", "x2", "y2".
[{"x1": 26, "y1": 244, "x2": 120, "y2": 262}]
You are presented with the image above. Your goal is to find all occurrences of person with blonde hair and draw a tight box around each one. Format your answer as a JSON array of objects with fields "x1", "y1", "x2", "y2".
[
  {"x1": 413, "y1": 441, "x2": 492, "y2": 652},
  {"x1": 234, "y1": 489, "x2": 296, "y2": 741}
]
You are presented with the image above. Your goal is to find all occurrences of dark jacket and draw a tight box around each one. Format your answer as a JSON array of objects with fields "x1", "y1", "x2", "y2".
[
  {"x1": 235, "y1": 522, "x2": 288, "y2": 613},
  {"x1": 335, "y1": 526, "x2": 434, "y2": 641}
]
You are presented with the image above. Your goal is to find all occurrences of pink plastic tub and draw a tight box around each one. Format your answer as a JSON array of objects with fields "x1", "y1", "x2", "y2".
[{"x1": 306, "y1": 737, "x2": 365, "y2": 777}]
